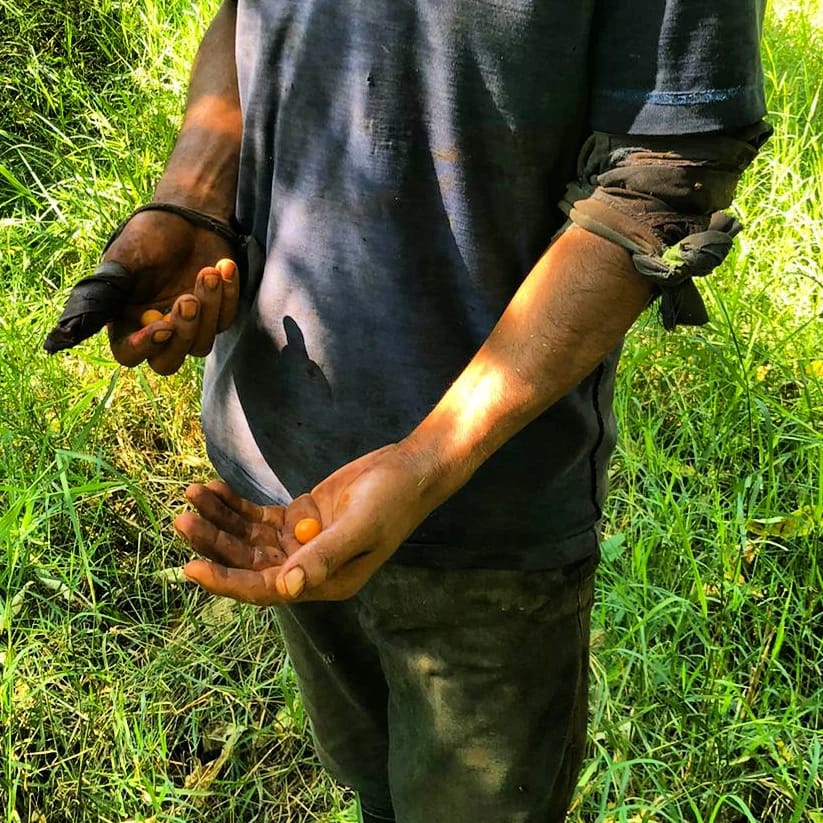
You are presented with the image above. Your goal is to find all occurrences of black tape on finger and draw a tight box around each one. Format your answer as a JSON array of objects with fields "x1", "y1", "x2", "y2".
[{"x1": 43, "y1": 261, "x2": 135, "y2": 354}]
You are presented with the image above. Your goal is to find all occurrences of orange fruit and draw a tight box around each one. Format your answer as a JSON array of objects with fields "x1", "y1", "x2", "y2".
[
  {"x1": 215, "y1": 258, "x2": 236, "y2": 278},
  {"x1": 294, "y1": 517, "x2": 322, "y2": 544},
  {"x1": 140, "y1": 308, "x2": 165, "y2": 326}
]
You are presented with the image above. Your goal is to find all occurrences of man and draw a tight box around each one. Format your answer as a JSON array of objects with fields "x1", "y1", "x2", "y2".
[{"x1": 48, "y1": 1, "x2": 769, "y2": 820}]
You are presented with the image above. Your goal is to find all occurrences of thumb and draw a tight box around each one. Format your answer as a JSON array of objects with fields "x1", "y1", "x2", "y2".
[
  {"x1": 274, "y1": 525, "x2": 364, "y2": 599},
  {"x1": 44, "y1": 261, "x2": 135, "y2": 353}
]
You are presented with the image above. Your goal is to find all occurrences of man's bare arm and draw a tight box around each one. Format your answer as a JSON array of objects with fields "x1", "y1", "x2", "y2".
[
  {"x1": 401, "y1": 225, "x2": 652, "y2": 505},
  {"x1": 153, "y1": 0, "x2": 242, "y2": 219},
  {"x1": 45, "y1": 1, "x2": 243, "y2": 364}
]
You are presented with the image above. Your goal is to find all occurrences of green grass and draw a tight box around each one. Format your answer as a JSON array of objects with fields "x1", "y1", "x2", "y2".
[{"x1": 1, "y1": 1, "x2": 822, "y2": 821}]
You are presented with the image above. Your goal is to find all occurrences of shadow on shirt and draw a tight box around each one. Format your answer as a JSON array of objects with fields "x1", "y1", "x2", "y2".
[{"x1": 232, "y1": 313, "x2": 358, "y2": 495}]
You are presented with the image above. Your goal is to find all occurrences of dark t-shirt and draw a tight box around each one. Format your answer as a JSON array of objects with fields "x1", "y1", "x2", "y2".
[{"x1": 201, "y1": 0, "x2": 766, "y2": 569}]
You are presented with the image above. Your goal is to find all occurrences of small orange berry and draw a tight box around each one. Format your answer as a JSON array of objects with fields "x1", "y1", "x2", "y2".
[
  {"x1": 215, "y1": 258, "x2": 236, "y2": 278},
  {"x1": 294, "y1": 517, "x2": 322, "y2": 544},
  {"x1": 140, "y1": 308, "x2": 165, "y2": 326}
]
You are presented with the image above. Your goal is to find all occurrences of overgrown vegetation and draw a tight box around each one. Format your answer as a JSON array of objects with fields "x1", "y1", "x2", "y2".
[{"x1": 1, "y1": 1, "x2": 821, "y2": 821}]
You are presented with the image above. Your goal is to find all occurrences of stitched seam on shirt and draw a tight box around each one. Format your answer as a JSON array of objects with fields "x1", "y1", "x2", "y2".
[
  {"x1": 205, "y1": 441, "x2": 289, "y2": 506},
  {"x1": 588, "y1": 363, "x2": 606, "y2": 523},
  {"x1": 595, "y1": 85, "x2": 757, "y2": 106}
]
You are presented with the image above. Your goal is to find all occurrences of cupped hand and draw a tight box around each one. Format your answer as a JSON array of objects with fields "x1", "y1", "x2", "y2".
[
  {"x1": 181, "y1": 444, "x2": 440, "y2": 604},
  {"x1": 104, "y1": 208, "x2": 240, "y2": 374},
  {"x1": 173, "y1": 481, "x2": 291, "y2": 605}
]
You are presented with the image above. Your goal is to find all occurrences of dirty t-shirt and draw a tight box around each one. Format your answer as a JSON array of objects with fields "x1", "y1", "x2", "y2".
[{"x1": 201, "y1": 0, "x2": 766, "y2": 570}]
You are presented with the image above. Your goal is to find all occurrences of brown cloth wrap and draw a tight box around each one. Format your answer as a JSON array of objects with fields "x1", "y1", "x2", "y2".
[{"x1": 559, "y1": 121, "x2": 772, "y2": 330}]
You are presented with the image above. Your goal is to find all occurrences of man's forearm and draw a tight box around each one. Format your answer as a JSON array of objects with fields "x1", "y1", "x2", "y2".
[
  {"x1": 153, "y1": 0, "x2": 241, "y2": 220},
  {"x1": 402, "y1": 226, "x2": 654, "y2": 504}
]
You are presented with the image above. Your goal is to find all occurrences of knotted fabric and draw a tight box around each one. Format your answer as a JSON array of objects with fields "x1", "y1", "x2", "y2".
[{"x1": 559, "y1": 122, "x2": 771, "y2": 329}]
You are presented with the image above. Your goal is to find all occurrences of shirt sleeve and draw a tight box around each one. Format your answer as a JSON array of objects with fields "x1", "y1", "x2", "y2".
[
  {"x1": 557, "y1": 122, "x2": 771, "y2": 329},
  {"x1": 590, "y1": 0, "x2": 767, "y2": 134}
]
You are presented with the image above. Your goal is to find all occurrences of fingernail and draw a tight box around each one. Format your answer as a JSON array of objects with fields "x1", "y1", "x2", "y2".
[
  {"x1": 152, "y1": 330, "x2": 173, "y2": 343},
  {"x1": 180, "y1": 299, "x2": 199, "y2": 321},
  {"x1": 203, "y1": 273, "x2": 220, "y2": 291},
  {"x1": 284, "y1": 567, "x2": 306, "y2": 598}
]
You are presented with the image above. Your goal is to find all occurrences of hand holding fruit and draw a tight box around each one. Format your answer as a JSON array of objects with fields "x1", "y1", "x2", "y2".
[
  {"x1": 123, "y1": 255, "x2": 239, "y2": 374},
  {"x1": 178, "y1": 443, "x2": 441, "y2": 604},
  {"x1": 45, "y1": 206, "x2": 240, "y2": 375}
]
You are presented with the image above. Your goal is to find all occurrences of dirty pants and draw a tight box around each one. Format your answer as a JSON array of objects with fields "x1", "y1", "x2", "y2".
[{"x1": 275, "y1": 556, "x2": 596, "y2": 823}]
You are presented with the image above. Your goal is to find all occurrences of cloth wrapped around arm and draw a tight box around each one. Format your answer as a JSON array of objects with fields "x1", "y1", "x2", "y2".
[{"x1": 558, "y1": 121, "x2": 772, "y2": 329}]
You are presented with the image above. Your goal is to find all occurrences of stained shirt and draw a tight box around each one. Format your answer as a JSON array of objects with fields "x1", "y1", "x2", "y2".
[{"x1": 201, "y1": 0, "x2": 766, "y2": 569}]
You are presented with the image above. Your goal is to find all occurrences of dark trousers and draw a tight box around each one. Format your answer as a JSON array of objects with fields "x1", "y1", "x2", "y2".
[{"x1": 275, "y1": 556, "x2": 596, "y2": 823}]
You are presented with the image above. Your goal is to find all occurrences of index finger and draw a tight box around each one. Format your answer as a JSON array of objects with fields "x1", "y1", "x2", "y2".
[
  {"x1": 183, "y1": 559, "x2": 283, "y2": 606},
  {"x1": 145, "y1": 294, "x2": 201, "y2": 375},
  {"x1": 201, "y1": 481, "x2": 286, "y2": 528},
  {"x1": 215, "y1": 259, "x2": 239, "y2": 333},
  {"x1": 185, "y1": 482, "x2": 283, "y2": 543},
  {"x1": 108, "y1": 317, "x2": 175, "y2": 368}
]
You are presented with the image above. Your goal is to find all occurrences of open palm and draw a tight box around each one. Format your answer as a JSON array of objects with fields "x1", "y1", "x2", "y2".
[{"x1": 179, "y1": 444, "x2": 439, "y2": 604}]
